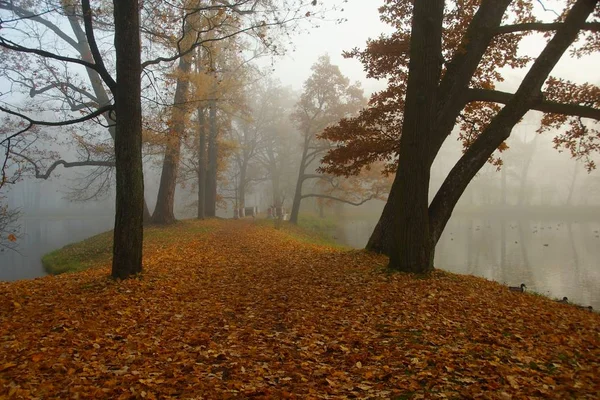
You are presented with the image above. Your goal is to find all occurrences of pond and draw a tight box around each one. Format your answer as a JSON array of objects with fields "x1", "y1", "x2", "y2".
[
  {"x1": 337, "y1": 216, "x2": 600, "y2": 311},
  {"x1": 0, "y1": 215, "x2": 114, "y2": 282}
]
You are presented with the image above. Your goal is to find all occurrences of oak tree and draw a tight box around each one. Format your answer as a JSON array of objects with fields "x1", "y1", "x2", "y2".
[{"x1": 322, "y1": 0, "x2": 600, "y2": 273}]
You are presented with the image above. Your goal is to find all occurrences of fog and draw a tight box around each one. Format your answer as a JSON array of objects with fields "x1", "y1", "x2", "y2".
[{"x1": 1, "y1": 1, "x2": 599, "y2": 311}]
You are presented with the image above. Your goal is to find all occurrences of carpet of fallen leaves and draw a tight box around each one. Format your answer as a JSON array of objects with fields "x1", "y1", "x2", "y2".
[{"x1": 1, "y1": 219, "x2": 599, "y2": 399}]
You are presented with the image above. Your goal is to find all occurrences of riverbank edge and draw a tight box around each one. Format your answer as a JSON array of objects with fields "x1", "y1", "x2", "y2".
[{"x1": 41, "y1": 216, "x2": 344, "y2": 275}]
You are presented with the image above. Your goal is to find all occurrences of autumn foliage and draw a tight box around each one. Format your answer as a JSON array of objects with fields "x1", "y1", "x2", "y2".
[
  {"x1": 1, "y1": 220, "x2": 599, "y2": 398},
  {"x1": 321, "y1": 0, "x2": 600, "y2": 175}
]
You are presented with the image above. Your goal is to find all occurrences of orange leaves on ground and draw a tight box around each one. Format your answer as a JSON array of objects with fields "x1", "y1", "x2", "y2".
[{"x1": 1, "y1": 219, "x2": 599, "y2": 398}]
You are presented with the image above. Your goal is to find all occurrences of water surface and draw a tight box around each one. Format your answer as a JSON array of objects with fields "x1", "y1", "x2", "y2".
[
  {"x1": 0, "y1": 215, "x2": 114, "y2": 281},
  {"x1": 337, "y1": 216, "x2": 600, "y2": 310}
]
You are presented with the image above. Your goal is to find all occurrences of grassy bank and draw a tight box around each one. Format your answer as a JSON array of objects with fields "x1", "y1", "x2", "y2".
[
  {"x1": 41, "y1": 230, "x2": 114, "y2": 274},
  {"x1": 255, "y1": 214, "x2": 345, "y2": 249},
  {"x1": 2, "y1": 218, "x2": 597, "y2": 399},
  {"x1": 42, "y1": 219, "x2": 214, "y2": 275}
]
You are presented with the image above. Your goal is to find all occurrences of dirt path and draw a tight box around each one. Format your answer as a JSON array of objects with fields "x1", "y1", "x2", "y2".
[{"x1": 1, "y1": 220, "x2": 599, "y2": 399}]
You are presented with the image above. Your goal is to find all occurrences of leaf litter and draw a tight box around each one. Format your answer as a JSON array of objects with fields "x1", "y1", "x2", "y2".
[{"x1": 1, "y1": 219, "x2": 599, "y2": 399}]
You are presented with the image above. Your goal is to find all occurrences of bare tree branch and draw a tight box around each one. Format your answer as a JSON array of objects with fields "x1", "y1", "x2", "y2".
[
  {"x1": 300, "y1": 193, "x2": 376, "y2": 206},
  {"x1": 0, "y1": 104, "x2": 114, "y2": 145},
  {"x1": 30, "y1": 82, "x2": 100, "y2": 104},
  {"x1": 466, "y1": 88, "x2": 600, "y2": 120},
  {"x1": 13, "y1": 152, "x2": 114, "y2": 180},
  {"x1": 0, "y1": 36, "x2": 99, "y2": 71},
  {"x1": 80, "y1": 0, "x2": 117, "y2": 91},
  {"x1": 0, "y1": 2, "x2": 78, "y2": 48},
  {"x1": 497, "y1": 22, "x2": 600, "y2": 35}
]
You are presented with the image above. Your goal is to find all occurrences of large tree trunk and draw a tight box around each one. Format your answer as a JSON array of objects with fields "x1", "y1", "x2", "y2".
[
  {"x1": 152, "y1": 56, "x2": 192, "y2": 224},
  {"x1": 205, "y1": 97, "x2": 218, "y2": 217},
  {"x1": 111, "y1": 0, "x2": 143, "y2": 279},
  {"x1": 386, "y1": 0, "x2": 444, "y2": 273},
  {"x1": 197, "y1": 107, "x2": 206, "y2": 219}
]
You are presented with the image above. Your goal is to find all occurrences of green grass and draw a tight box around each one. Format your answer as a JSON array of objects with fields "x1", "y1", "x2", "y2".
[
  {"x1": 255, "y1": 213, "x2": 347, "y2": 249},
  {"x1": 42, "y1": 216, "x2": 349, "y2": 276},
  {"x1": 297, "y1": 213, "x2": 338, "y2": 233},
  {"x1": 42, "y1": 230, "x2": 114, "y2": 274},
  {"x1": 42, "y1": 219, "x2": 214, "y2": 275}
]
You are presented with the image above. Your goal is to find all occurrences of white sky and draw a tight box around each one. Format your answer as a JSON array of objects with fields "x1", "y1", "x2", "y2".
[{"x1": 268, "y1": 0, "x2": 392, "y2": 95}]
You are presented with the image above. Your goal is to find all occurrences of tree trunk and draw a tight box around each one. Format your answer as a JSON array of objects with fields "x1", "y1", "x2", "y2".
[
  {"x1": 566, "y1": 161, "x2": 580, "y2": 206},
  {"x1": 289, "y1": 138, "x2": 309, "y2": 224},
  {"x1": 318, "y1": 201, "x2": 325, "y2": 218},
  {"x1": 152, "y1": 56, "x2": 192, "y2": 224},
  {"x1": 386, "y1": 0, "x2": 444, "y2": 273},
  {"x1": 289, "y1": 166, "x2": 304, "y2": 224},
  {"x1": 239, "y1": 162, "x2": 246, "y2": 210},
  {"x1": 111, "y1": 0, "x2": 143, "y2": 279},
  {"x1": 197, "y1": 107, "x2": 206, "y2": 219},
  {"x1": 205, "y1": 97, "x2": 218, "y2": 217},
  {"x1": 366, "y1": 186, "x2": 396, "y2": 254}
]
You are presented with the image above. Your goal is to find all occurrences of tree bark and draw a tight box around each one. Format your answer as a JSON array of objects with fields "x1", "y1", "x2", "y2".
[
  {"x1": 143, "y1": 200, "x2": 151, "y2": 223},
  {"x1": 152, "y1": 56, "x2": 192, "y2": 224},
  {"x1": 366, "y1": 186, "x2": 396, "y2": 254},
  {"x1": 239, "y1": 160, "x2": 247, "y2": 210},
  {"x1": 289, "y1": 157, "x2": 307, "y2": 224},
  {"x1": 386, "y1": 0, "x2": 444, "y2": 273},
  {"x1": 289, "y1": 134, "x2": 310, "y2": 224},
  {"x1": 205, "y1": 97, "x2": 218, "y2": 217},
  {"x1": 197, "y1": 106, "x2": 206, "y2": 219},
  {"x1": 111, "y1": 0, "x2": 143, "y2": 279}
]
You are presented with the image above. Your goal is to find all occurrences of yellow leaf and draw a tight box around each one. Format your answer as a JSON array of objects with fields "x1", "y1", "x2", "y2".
[{"x1": 0, "y1": 362, "x2": 17, "y2": 371}]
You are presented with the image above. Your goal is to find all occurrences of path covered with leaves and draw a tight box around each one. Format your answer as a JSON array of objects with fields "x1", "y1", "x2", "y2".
[{"x1": 1, "y1": 220, "x2": 599, "y2": 399}]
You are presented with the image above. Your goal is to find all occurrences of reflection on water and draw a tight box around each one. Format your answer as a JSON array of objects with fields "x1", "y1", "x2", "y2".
[
  {"x1": 0, "y1": 215, "x2": 114, "y2": 282},
  {"x1": 337, "y1": 217, "x2": 600, "y2": 310}
]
